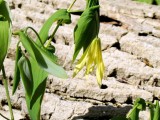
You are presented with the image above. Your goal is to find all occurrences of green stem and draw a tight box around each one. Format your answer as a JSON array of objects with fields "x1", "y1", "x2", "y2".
[
  {"x1": 67, "y1": 0, "x2": 77, "y2": 12},
  {"x1": 2, "y1": 65, "x2": 14, "y2": 120},
  {"x1": 45, "y1": 20, "x2": 63, "y2": 48},
  {"x1": 45, "y1": 0, "x2": 77, "y2": 48}
]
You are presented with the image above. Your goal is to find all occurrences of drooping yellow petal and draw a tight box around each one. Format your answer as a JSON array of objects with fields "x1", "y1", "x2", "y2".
[
  {"x1": 73, "y1": 37, "x2": 105, "y2": 87},
  {"x1": 96, "y1": 38, "x2": 105, "y2": 86},
  {"x1": 85, "y1": 44, "x2": 95, "y2": 75},
  {"x1": 73, "y1": 46, "x2": 89, "y2": 77}
]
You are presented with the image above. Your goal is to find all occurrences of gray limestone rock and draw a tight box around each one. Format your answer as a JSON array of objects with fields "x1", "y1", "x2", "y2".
[{"x1": 120, "y1": 32, "x2": 160, "y2": 68}]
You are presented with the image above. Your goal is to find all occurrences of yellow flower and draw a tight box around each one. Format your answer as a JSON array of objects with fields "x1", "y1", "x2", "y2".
[{"x1": 73, "y1": 37, "x2": 105, "y2": 86}]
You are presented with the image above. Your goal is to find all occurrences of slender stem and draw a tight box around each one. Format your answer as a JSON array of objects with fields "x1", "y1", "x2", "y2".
[
  {"x1": 2, "y1": 65, "x2": 14, "y2": 120},
  {"x1": 67, "y1": 0, "x2": 77, "y2": 12},
  {"x1": 45, "y1": 0, "x2": 77, "y2": 48},
  {"x1": 45, "y1": 20, "x2": 63, "y2": 48},
  {"x1": 25, "y1": 27, "x2": 45, "y2": 49}
]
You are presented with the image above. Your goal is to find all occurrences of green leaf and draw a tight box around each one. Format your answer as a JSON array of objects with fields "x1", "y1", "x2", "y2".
[
  {"x1": 0, "y1": 0, "x2": 3, "y2": 4},
  {"x1": 127, "y1": 98, "x2": 146, "y2": 120},
  {"x1": 0, "y1": 21, "x2": 10, "y2": 70},
  {"x1": 129, "y1": 107, "x2": 140, "y2": 120},
  {"x1": 73, "y1": 5, "x2": 99, "y2": 61},
  {"x1": 29, "y1": 57, "x2": 48, "y2": 109},
  {"x1": 18, "y1": 31, "x2": 68, "y2": 78},
  {"x1": 86, "y1": 0, "x2": 99, "y2": 9},
  {"x1": 0, "y1": 0, "x2": 12, "y2": 24},
  {"x1": 153, "y1": 101, "x2": 160, "y2": 120},
  {"x1": 135, "y1": 98, "x2": 146, "y2": 110},
  {"x1": 19, "y1": 56, "x2": 48, "y2": 120},
  {"x1": 26, "y1": 79, "x2": 46, "y2": 120},
  {"x1": 155, "y1": 0, "x2": 160, "y2": 5},
  {"x1": 12, "y1": 46, "x2": 22, "y2": 95},
  {"x1": 136, "y1": 0, "x2": 153, "y2": 4},
  {"x1": 148, "y1": 102, "x2": 155, "y2": 120},
  {"x1": 36, "y1": 9, "x2": 71, "y2": 46},
  {"x1": 26, "y1": 57, "x2": 48, "y2": 120},
  {"x1": 0, "y1": 0, "x2": 11, "y2": 71},
  {"x1": 18, "y1": 56, "x2": 33, "y2": 98}
]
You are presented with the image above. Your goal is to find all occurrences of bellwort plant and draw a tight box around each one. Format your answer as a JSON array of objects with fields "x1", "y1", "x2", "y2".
[
  {"x1": 0, "y1": 0, "x2": 14, "y2": 119},
  {"x1": 13, "y1": 9, "x2": 70, "y2": 120}
]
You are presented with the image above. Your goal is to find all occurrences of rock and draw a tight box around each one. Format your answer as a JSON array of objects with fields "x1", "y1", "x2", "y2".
[
  {"x1": 42, "y1": 93, "x2": 132, "y2": 120},
  {"x1": 99, "y1": 34, "x2": 118, "y2": 50},
  {"x1": 0, "y1": 108, "x2": 24, "y2": 120},
  {"x1": 103, "y1": 47, "x2": 160, "y2": 86},
  {"x1": 100, "y1": 0, "x2": 160, "y2": 36},
  {"x1": 48, "y1": 76, "x2": 153, "y2": 103},
  {"x1": 120, "y1": 32, "x2": 160, "y2": 68},
  {"x1": 3, "y1": 59, "x2": 15, "y2": 79},
  {"x1": 100, "y1": 23, "x2": 128, "y2": 40}
]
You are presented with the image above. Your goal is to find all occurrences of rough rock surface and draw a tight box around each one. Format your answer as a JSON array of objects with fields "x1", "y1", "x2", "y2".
[{"x1": 1, "y1": 0, "x2": 160, "y2": 120}]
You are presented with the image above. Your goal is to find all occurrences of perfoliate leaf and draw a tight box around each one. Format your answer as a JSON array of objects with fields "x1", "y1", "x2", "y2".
[
  {"x1": 127, "y1": 104, "x2": 140, "y2": 120},
  {"x1": 18, "y1": 56, "x2": 48, "y2": 120},
  {"x1": 73, "y1": 5, "x2": 100, "y2": 61},
  {"x1": 148, "y1": 102, "x2": 155, "y2": 120},
  {"x1": 0, "y1": 21, "x2": 10, "y2": 70},
  {"x1": 29, "y1": 57, "x2": 48, "y2": 109},
  {"x1": 18, "y1": 31, "x2": 68, "y2": 78},
  {"x1": 26, "y1": 79, "x2": 46, "y2": 120},
  {"x1": 135, "y1": 98, "x2": 146, "y2": 110},
  {"x1": 12, "y1": 46, "x2": 22, "y2": 95},
  {"x1": 36, "y1": 9, "x2": 71, "y2": 47},
  {"x1": 127, "y1": 98, "x2": 146, "y2": 120},
  {"x1": 0, "y1": 0, "x2": 11, "y2": 71},
  {"x1": 153, "y1": 101, "x2": 160, "y2": 120},
  {"x1": 0, "y1": 0, "x2": 12, "y2": 24},
  {"x1": 26, "y1": 57, "x2": 48, "y2": 120},
  {"x1": 18, "y1": 56, "x2": 33, "y2": 98},
  {"x1": 86, "y1": 0, "x2": 99, "y2": 9}
]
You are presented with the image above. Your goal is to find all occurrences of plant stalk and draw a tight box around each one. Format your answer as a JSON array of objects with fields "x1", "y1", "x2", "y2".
[
  {"x1": 45, "y1": 0, "x2": 77, "y2": 48},
  {"x1": 45, "y1": 20, "x2": 63, "y2": 47},
  {"x1": 2, "y1": 65, "x2": 14, "y2": 120},
  {"x1": 67, "y1": 0, "x2": 77, "y2": 12}
]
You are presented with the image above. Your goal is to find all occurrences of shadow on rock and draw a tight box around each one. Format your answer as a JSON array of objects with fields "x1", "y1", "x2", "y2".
[{"x1": 72, "y1": 105, "x2": 132, "y2": 120}]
